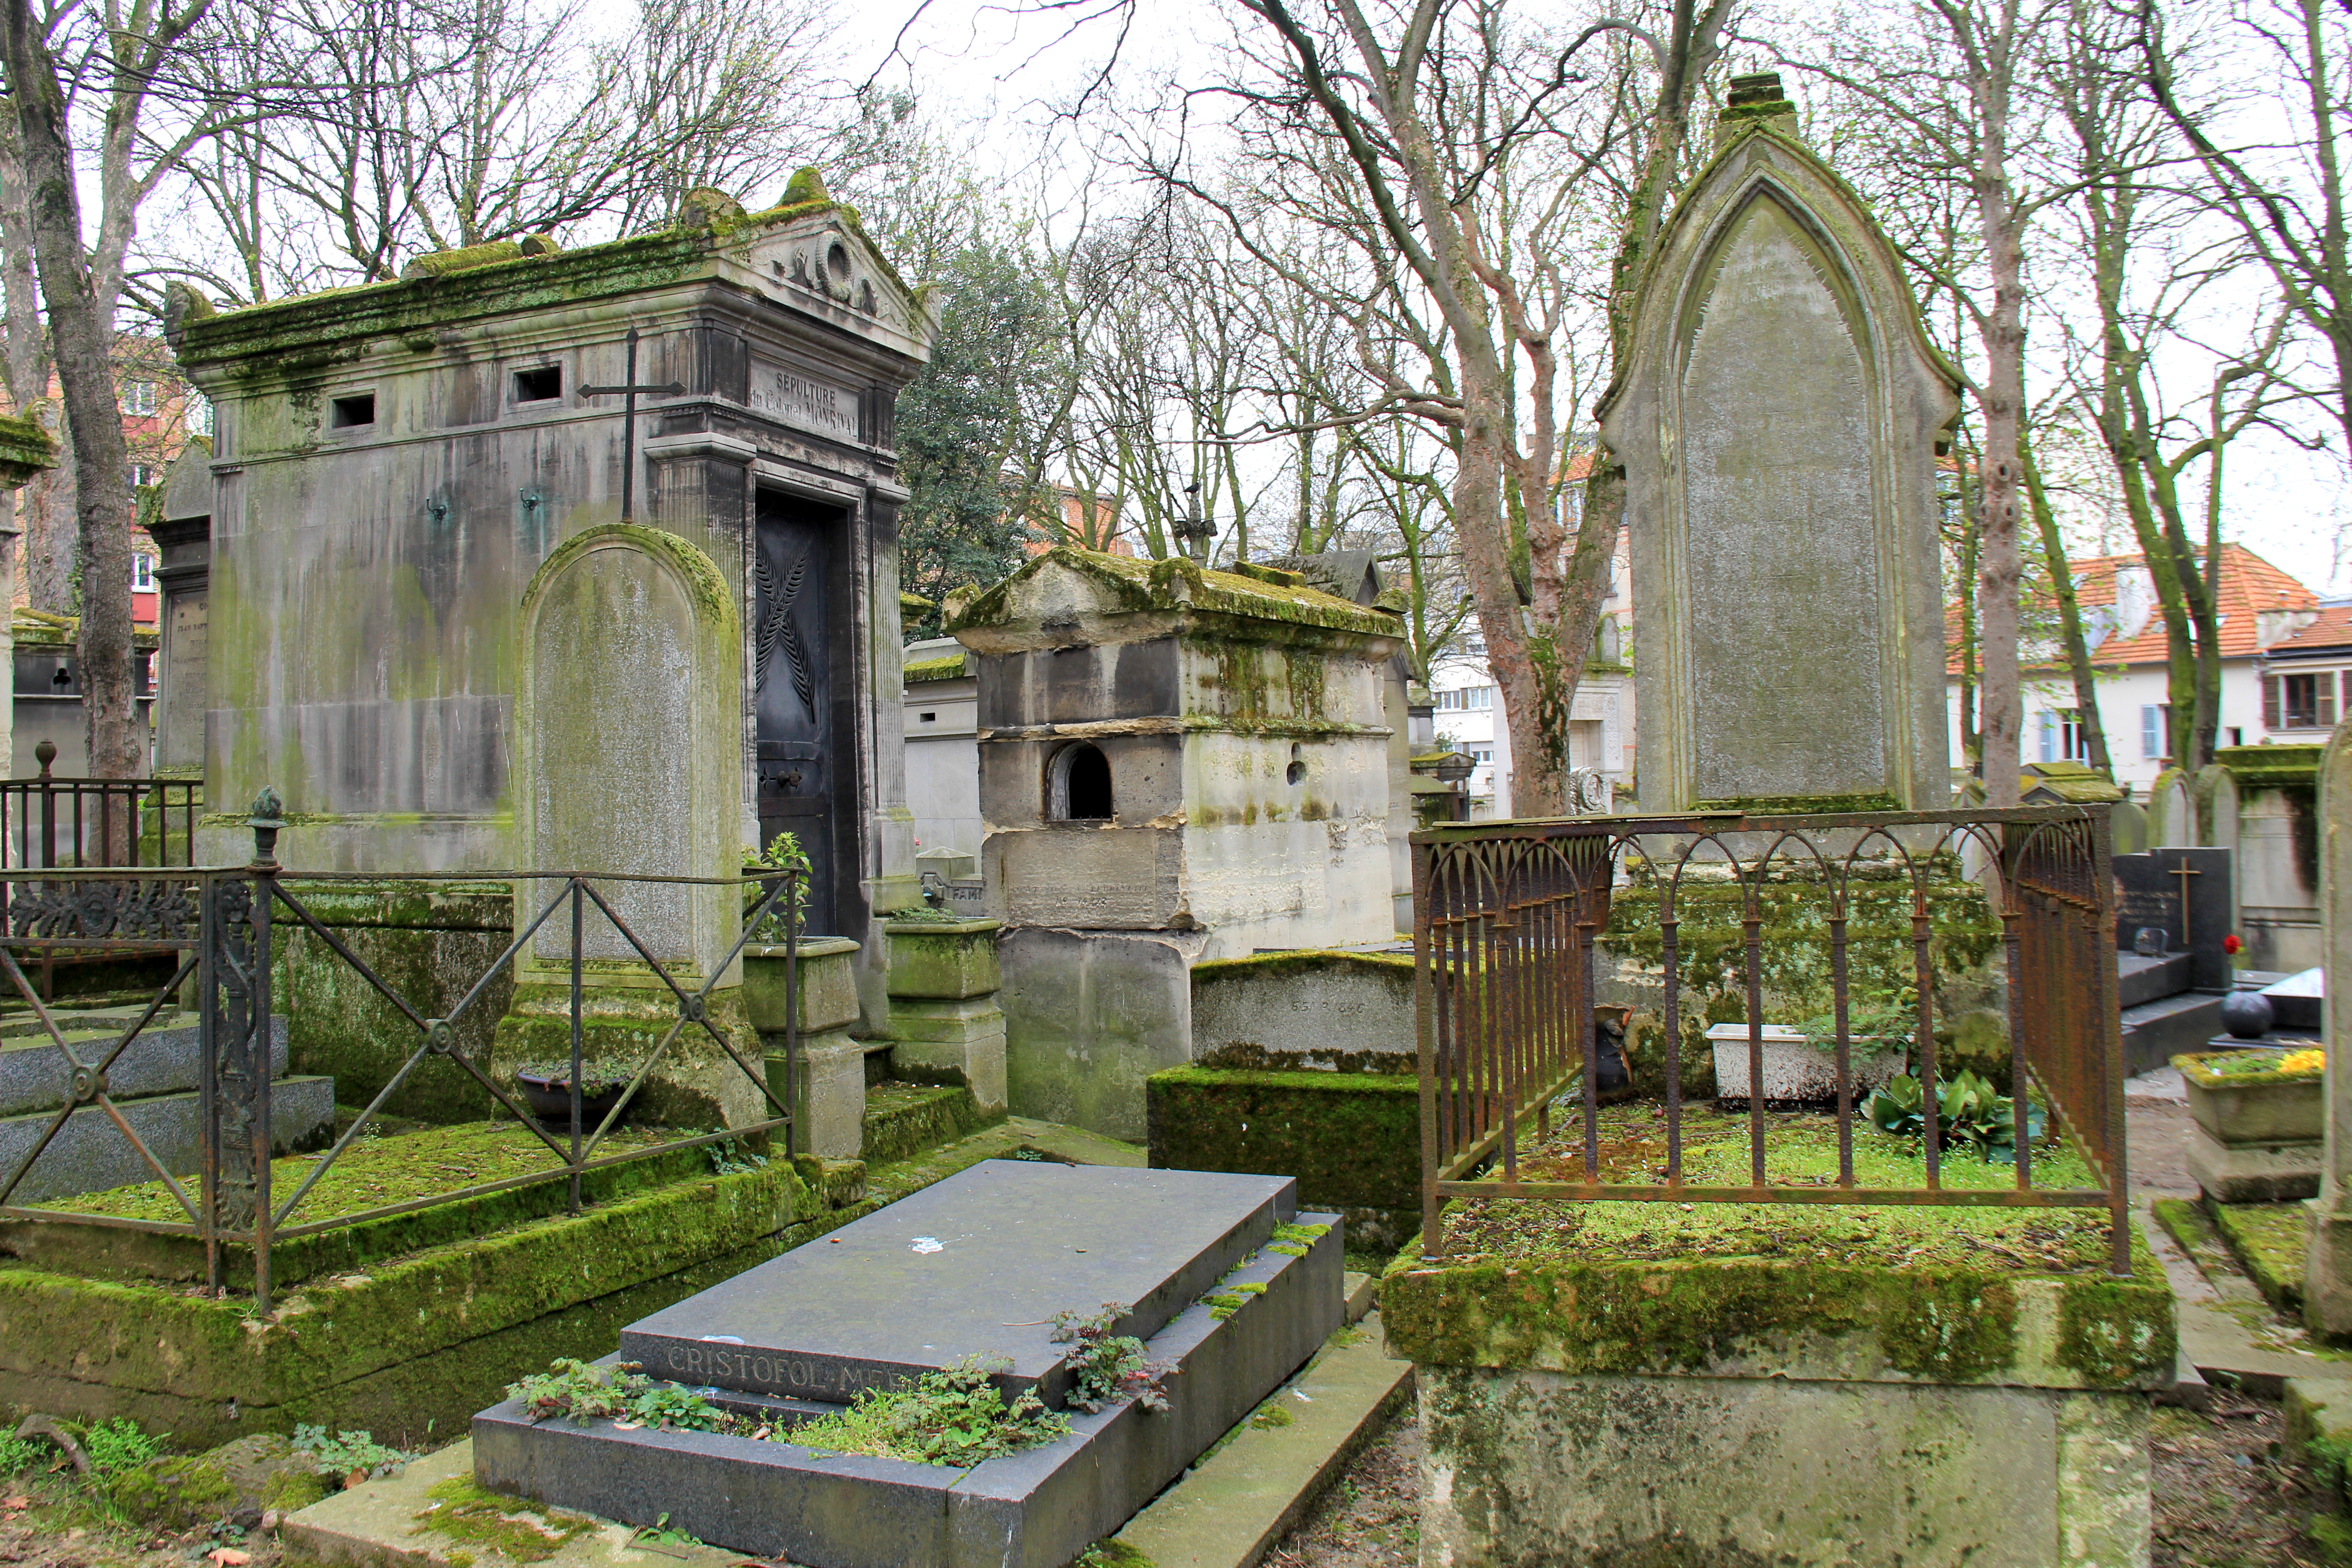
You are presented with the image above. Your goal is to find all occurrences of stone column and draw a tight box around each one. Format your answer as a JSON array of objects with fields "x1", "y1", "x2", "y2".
[
  {"x1": 0, "y1": 417, "x2": 58, "y2": 782},
  {"x1": 883, "y1": 916, "x2": 1007, "y2": 1116},
  {"x1": 2302, "y1": 716, "x2": 2352, "y2": 1335},
  {"x1": 743, "y1": 935, "x2": 867, "y2": 1158}
]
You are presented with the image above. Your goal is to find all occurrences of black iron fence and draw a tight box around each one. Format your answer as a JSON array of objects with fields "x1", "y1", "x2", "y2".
[
  {"x1": 1412, "y1": 805, "x2": 2128, "y2": 1273},
  {"x1": 0, "y1": 795, "x2": 801, "y2": 1313},
  {"x1": 0, "y1": 742, "x2": 201, "y2": 871}
]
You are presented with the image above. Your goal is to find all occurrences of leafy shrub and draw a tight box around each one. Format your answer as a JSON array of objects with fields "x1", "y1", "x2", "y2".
[
  {"x1": 1792, "y1": 990, "x2": 1921, "y2": 1055},
  {"x1": 1866, "y1": 1070, "x2": 2045, "y2": 1161},
  {"x1": 1052, "y1": 1303, "x2": 1176, "y2": 1414},
  {"x1": 746, "y1": 833, "x2": 812, "y2": 941},
  {"x1": 79, "y1": 1419, "x2": 165, "y2": 1480},
  {"x1": 787, "y1": 1357, "x2": 1068, "y2": 1466}
]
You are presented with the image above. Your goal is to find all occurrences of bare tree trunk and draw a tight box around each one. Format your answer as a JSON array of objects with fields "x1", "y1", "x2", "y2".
[
  {"x1": 1968, "y1": 25, "x2": 2027, "y2": 806},
  {"x1": 2, "y1": 0, "x2": 138, "y2": 779},
  {"x1": 20, "y1": 451, "x2": 72, "y2": 611},
  {"x1": 2022, "y1": 440, "x2": 2112, "y2": 776}
]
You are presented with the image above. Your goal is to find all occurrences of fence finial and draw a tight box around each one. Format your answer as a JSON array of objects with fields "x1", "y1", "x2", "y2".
[
  {"x1": 33, "y1": 740, "x2": 52, "y2": 779},
  {"x1": 248, "y1": 785, "x2": 286, "y2": 869}
]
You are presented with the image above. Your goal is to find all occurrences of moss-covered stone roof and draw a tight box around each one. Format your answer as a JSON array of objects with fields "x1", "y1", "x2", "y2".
[
  {"x1": 903, "y1": 651, "x2": 967, "y2": 683},
  {"x1": 2215, "y1": 744, "x2": 2323, "y2": 789},
  {"x1": 949, "y1": 546, "x2": 1404, "y2": 642},
  {"x1": 0, "y1": 413, "x2": 55, "y2": 487},
  {"x1": 171, "y1": 192, "x2": 923, "y2": 368},
  {"x1": 15, "y1": 607, "x2": 158, "y2": 649}
]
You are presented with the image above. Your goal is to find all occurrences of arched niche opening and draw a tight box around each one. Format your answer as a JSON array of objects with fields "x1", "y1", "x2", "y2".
[{"x1": 1049, "y1": 741, "x2": 1114, "y2": 822}]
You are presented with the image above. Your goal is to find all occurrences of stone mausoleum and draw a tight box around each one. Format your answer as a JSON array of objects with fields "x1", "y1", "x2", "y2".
[
  {"x1": 160, "y1": 176, "x2": 936, "y2": 1048},
  {"x1": 944, "y1": 548, "x2": 1405, "y2": 1139}
]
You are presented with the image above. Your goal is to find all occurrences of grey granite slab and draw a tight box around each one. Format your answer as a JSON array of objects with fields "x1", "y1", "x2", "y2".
[
  {"x1": 0, "y1": 1073, "x2": 333, "y2": 1205},
  {"x1": 618, "y1": 1162, "x2": 1296, "y2": 1407},
  {"x1": 0, "y1": 1015, "x2": 285, "y2": 1117},
  {"x1": 474, "y1": 1213, "x2": 1345, "y2": 1568}
]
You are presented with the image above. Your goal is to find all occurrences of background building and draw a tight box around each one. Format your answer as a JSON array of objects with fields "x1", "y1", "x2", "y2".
[{"x1": 1944, "y1": 544, "x2": 2326, "y2": 791}]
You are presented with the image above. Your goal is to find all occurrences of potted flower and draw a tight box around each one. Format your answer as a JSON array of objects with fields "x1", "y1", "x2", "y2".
[
  {"x1": 740, "y1": 831, "x2": 861, "y2": 1038},
  {"x1": 2175, "y1": 1048, "x2": 2325, "y2": 1201}
]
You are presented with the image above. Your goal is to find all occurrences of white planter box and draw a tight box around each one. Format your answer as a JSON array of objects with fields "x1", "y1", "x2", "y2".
[{"x1": 1705, "y1": 1023, "x2": 1906, "y2": 1103}]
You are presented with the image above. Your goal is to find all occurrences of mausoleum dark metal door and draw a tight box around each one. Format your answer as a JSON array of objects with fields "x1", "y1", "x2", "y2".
[{"x1": 754, "y1": 496, "x2": 837, "y2": 933}]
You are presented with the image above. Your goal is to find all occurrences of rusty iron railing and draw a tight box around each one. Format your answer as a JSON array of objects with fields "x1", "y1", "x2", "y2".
[
  {"x1": 1412, "y1": 805, "x2": 2128, "y2": 1274},
  {"x1": 0, "y1": 796, "x2": 802, "y2": 1313}
]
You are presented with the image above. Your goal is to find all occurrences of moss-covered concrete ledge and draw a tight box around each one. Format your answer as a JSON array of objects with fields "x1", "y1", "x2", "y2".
[{"x1": 1383, "y1": 1218, "x2": 2176, "y2": 1390}]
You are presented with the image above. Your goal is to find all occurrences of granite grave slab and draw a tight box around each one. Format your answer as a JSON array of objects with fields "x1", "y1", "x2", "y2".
[
  {"x1": 474, "y1": 1204, "x2": 1345, "y2": 1568},
  {"x1": 619, "y1": 1161, "x2": 1296, "y2": 1407}
]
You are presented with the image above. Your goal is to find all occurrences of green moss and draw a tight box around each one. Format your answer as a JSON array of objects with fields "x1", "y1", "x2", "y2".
[
  {"x1": 416, "y1": 1475, "x2": 593, "y2": 1562},
  {"x1": 2212, "y1": 1200, "x2": 2309, "y2": 1316},
  {"x1": 1146, "y1": 1068, "x2": 1418, "y2": 1211},
  {"x1": 1691, "y1": 793, "x2": 1906, "y2": 815},
  {"x1": 2215, "y1": 744, "x2": 2323, "y2": 790},
  {"x1": 903, "y1": 652, "x2": 967, "y2": 682},
  {"x1": 21, "y1": 1120, "x2": 701, "y2": 1286},
  {"x1": 2175, "y1": 1049, "x2": 2324, "y2": 1089},
  {"x1": 1191, "y1": 950, "x2": 1412, "y2": 983},
  {"x1": 858, "y1": 1081, "x2": 999, "y2": 1166}
]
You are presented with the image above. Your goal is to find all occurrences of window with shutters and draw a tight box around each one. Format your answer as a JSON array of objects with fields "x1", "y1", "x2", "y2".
[
  {"x1": 2141, "y1": 704, "x2": 2168, "y2": 759},
  {"x1": 2266, "y1": 671, "x2": 2341, "y2": 731}
]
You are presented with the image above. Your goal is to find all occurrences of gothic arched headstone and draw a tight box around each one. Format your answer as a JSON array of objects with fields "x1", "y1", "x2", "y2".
[{"x1": 1598, "y1": 86, "x2": 1960, "y2": 813}]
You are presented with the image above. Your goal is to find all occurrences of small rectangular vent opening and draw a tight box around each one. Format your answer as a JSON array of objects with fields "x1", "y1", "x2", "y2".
[
  {"x1": 919, "y1": 712, "x2": 936, "y2": 723},
  {"x1": 330, "y1": 393, "x2": 376, "y2": 428},
  {"x1": 514, "y1": 366, "x2": 562, "y2": 402}
]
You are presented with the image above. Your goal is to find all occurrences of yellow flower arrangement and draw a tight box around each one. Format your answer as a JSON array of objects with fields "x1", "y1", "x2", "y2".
[{"x1": 2278, "y1": 1048, "x2": 2326, "y2": 1077}]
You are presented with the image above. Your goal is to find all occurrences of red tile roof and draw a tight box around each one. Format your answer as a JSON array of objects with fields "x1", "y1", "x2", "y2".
[
  {"x1": 2266, "y1": 603, "x2": 2352, "y2": 657},
  {"x1": 1945, "y1": 543, "x2": 2319, "y2": 675}
]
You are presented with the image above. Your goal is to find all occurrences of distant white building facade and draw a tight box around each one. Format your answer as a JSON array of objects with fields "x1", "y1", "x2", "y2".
[
  {"x1": 1943, "y1": 545, "x2": 2327, "y2": 793},
  {"x1": 1427, "y1": 534, "x2": 1636, "y2": 816}
]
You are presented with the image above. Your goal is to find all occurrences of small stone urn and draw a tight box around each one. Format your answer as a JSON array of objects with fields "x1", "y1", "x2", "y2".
[{"x1": 882, "y1": 916, "x2": 1006, "y2": 1116}]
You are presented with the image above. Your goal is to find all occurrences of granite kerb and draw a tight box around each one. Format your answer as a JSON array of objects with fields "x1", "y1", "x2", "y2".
[
  {"x1": 0, "y1": 1014, "x2": 287, "y2": 1117},
  {"x1": 470, "y1": 1217, "x2": 1346, "y2": 1568}
]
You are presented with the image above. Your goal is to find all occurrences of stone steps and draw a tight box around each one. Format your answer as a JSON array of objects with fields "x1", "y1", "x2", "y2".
[
  {"x1": 2122, "y1": 989, "x2": 2227, "y2": 1076},
  {"x1": 0, "y1": 1014, "x2": 289, "y2": 1117},
  {"x1": 0, "y1": 1005, "x2": 320, "y2": 1205},
  {"x1": 1, "y1": 1073, "x2": 336, "y2": 1205}
]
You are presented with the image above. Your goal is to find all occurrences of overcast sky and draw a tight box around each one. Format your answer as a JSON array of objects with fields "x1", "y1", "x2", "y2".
[{"x1": 736, "y1": 0, "x2": 2352, "y2": 598}]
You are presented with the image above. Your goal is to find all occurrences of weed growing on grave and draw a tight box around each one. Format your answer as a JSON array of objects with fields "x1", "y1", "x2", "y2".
[
  {"x1": 507, "y1": 1359, "x2": 733, "y2": 1431},
  {"x1": 77, "y1": 1419, "x2": 163, "y2": 1480},
  {"x1": 783, "y1": 1357, "x2": 1068, "y2": 1466},
  {"x1": 707, "y1": 1136, "x2": 769, "y2": 1176},
  {"x1": 1053, "y1": 1303, "x2": 1175, "y2": 1413},
  {"x1": 1267, "y1": 1221, "x2": 1331, "y2": 1257},
  {"x1": 1866, "y1": 1070, "x2": 2044, "y2": 1162},
  {"x1": 291, "y1": 1425, "x2": 413, "y2": 1484}
]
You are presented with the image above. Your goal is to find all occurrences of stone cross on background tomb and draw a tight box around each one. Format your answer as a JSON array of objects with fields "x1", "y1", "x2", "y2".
[{"x1": 1599, "y1": 73, "x2": 1960, "y2": 814}]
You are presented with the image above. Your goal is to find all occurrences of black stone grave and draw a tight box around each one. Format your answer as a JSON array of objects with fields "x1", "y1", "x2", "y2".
[
  {"x1": 472, "y1": 1161, "x2": 1346, "y2": 1568},
  {"x1": 2113, "y1": 846, "x2": 2233, "y2": 989}
]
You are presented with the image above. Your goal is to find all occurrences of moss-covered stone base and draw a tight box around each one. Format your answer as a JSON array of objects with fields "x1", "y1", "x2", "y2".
[
  {"x1": 0, "y1": 1155, "x2": 870, "y2": 1450},
  {"x1": 1146, "y1": 1066, "x2": 1417, "y2": 1216},
  {"x1": 1417, "y1": 1365, "x2": 2150, "y2": 1566},
  {"x1": 858, "y1": 1081, "x2": 1000, "y2": 1165},
  {"x1": 491, "y1": 982, "x2": 764, "y2": 1129}
]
